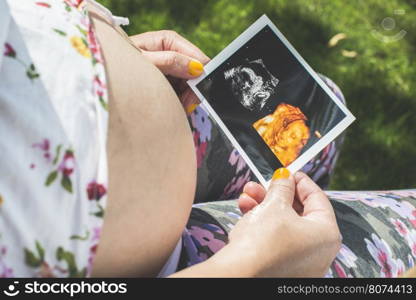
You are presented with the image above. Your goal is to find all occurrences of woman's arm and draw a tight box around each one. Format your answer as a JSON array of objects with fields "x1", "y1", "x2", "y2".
[{"x1": 170, "y1": 244, "x2": 256, "y2": 277}]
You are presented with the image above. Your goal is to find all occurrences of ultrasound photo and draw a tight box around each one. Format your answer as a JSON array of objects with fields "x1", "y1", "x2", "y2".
[
  {"x1": 224, "y1": 58, "x2": 279, "y2": 112},
  {"x1": 188, "y1": 16, "x2": 355, "y2": 184}
]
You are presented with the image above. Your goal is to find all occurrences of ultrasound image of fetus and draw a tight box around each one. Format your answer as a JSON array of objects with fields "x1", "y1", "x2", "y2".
[{"x1": 224, "y1": 59, "x2": 279, "y2": 112}]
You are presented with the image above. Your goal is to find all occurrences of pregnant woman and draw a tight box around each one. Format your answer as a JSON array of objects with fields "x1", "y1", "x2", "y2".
[{"x1": 1, "y1": 0, "x2": 415, "y2": 278}]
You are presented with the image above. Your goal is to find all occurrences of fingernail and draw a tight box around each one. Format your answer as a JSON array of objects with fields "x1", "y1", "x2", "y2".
[
  {"x1": 272, "y1": 168, "x2": 290, "y2": 181},
  {"x1": 186, "y1": 103, "x2": 198, "y2": 115},
  {"x1": 188, "y1": 60, "x2": 204, "y2": 76},
  {"x1": 239, "y1": 192, "x2": 249, "y2": 199}
]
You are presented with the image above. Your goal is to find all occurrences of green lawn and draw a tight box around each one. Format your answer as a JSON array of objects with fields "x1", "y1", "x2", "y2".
[{"x1": 99, "y1": 0, "x2": 416, "y2": 191}]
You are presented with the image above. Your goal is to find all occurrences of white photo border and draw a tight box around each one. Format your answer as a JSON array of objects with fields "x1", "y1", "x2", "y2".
[{"x1": 188, "y1": 15, "x2": 356, "y2": 188}]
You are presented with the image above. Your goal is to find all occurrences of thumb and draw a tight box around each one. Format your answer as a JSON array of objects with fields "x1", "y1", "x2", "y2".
[
  {"x1": 263, "y1": 168, "x2": 295, "y2": 207},
  {"x1": 141, "y1": 50, "x2": 204, "y2": 79}
]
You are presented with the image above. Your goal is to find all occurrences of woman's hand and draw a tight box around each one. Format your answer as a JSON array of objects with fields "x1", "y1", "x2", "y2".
[
  {"x1": 171, "y1": 169, "x2": 340, "y2": 277},
  {"x1": 227, "y1": 169, "x2": 341, "y2": 277},
  {"x1": 130, "y1": 30, "x2": 210, "y2": 114}
]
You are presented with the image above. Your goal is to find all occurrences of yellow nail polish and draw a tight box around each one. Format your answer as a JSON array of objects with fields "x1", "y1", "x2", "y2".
[
  {"x1": 188, "y1": 60, "x2": 204, "y2": 76},
  {"x1": 272, "y1": 168, "x2": 290, "y2": 180},
  {"x1": 186, "y1": 103, "x2": 198, "y2": 115}
]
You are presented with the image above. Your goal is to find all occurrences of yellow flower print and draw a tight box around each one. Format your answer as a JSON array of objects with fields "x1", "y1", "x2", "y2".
[{"x1": 70, "y1": 36, "x2": 91, "y2": 58}]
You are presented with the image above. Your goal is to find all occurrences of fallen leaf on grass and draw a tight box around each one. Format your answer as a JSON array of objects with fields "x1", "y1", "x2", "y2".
[
  {"x1": 328, "y1": 33, "x2": 347, "y2": 47},
  {"x1": 341, "y1": 49, "x2": 358, "y2": 58}
]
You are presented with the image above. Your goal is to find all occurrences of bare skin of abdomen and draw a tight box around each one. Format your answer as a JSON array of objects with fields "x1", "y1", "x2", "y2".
[{"x1": 90, "y1": 13, "x2": 196, "y2": 277}]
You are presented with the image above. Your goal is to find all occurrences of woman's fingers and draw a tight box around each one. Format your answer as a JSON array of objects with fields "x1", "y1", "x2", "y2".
[
  {"x1": 294, "y1": 172, "x2": 336, "y2": 221},
  {"x1": 239, "y1": 171, "x2": 331, "y2": 218},
  {"x1": 239, "y1": 177, "x2": 308, "y2": 216},
  {"x1": 131, "y1": 30, "x2": 210, "y2": 64},
  {"x1": 238, "y1": 193, "x2": 259, "y2": 214},
  {"x1": 239, "y1": 170, "x2": 296, "y2": 214},
  {"x1": 292, "y1": 197, "x2": 304, "y2": 215},
  {"x1": 141, "y1": 50, "x2": 204, "y2": 79},
  {"x1": 242, "y1": 181, "x2": 266, "y2": 203},
  {"x1": 180, "y1": 88, "x2": 200, "y2": 114},
  {"x1": 238, "y1": 182, "x2": 266, "y2": 214},
  {"x1": 130, "y1": 30, "x2": 209, "y2": 114},
  {"x1": 263, "y1": 169, "x2": 296, "y2": 207}
]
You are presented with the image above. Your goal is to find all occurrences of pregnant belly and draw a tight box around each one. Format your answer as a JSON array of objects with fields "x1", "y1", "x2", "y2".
[{"x1": 90, "y1": 12, "x2": 196, "y2": 277}]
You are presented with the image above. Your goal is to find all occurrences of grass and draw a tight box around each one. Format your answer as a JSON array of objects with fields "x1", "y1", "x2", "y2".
[{"x1": 99, "y1": 0, "x2": 416, "y2": 191}]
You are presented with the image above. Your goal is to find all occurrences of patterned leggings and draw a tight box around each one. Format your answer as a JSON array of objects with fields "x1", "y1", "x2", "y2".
[{"x1": 178, "y1": 76, "x2": 416, "y2": 277}]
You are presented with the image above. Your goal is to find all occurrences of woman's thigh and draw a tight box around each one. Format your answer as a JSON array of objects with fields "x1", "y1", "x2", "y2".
[{"x1": 178, "y1": 189, "x2": 416, "y2": 277}]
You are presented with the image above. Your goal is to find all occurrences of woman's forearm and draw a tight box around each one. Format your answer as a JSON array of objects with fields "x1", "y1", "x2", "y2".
[{"x1": 169, "y1": 244, "x2": 257, "y2": 278}]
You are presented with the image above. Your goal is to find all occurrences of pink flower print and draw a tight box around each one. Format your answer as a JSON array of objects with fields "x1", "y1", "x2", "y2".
[
  {"x1": 88, "y1": 25, "x2": 103, "y2": 64},
  {"x1": 35, "y1": 2, "x2": 51, "y2": 8},
  {"x1": 64, "y1": 0, "x2": 84, "y2": 8},
  {"x1": 93, "y1": 76, "x2": 105, "y2": 97},
  {"x1": 333, "y1": 260, "x2": 347, "y2": 278},
  {"x1": 32, "y1": 139, "x2": 51, "y2": 162},
  {"x1": 90, "y1": 244, "x2": 98, "y2": 255},
  {"x1": 32, "y1": 139, "x2": 50, "y2": 152},
  {"x1": 86, "y1": 243, "x2": 98, "y2": 276},
  {"x1": 229, "y1": 149, "x2": 247, "y2": 173},
  {"x1": 0, "y1": 246, "x2": 14, "y2": 278},
  {"x1": 365, "y1": 233, "x2": 405, "y2": 277},
  {"x1": 196, "y1": 142, "x2": 207, "y2": 168},
  {"x1": 410, "y1": 210, "x2": 416, "y2": 228},
  {"x1": 91, "y1": 227, "x2": 101, "y2": 242},
  {"x1": 93, "y1": 75, "x2": 107, "y2": 109},
  {"x1": 43, "y1": 146, "x2": 74, "y2": 193},
  {"x1": 4, "y1": 43, "x2": 16, "y2": 58},
  {"x1": 87, "y1": 181, "x2": 107, "y2": 201},
  {"x1": 331, "y1": 244, "x2": 357, "y2": 278},
  {"x1": 222, "y1": 168, "x2": 251, "y2": 199},
  {"x1": 59, "y1": 150, "x2": 75, "y2": 176},
  {"x1": 0, "y1": 267, "x2": 13, "y2": 277},
  {"x1": 387, "y1": 219, "x2": 416, "y2": 258},
  {"x1": 390, "y1": 218, "x2": 409, "y2": 237},
  {"x1": 191, "y1": 107, "x2": 212, "y2": 143},
  {"x1": 188, "y1": 225, "x2": 226, "y2": 253},
  {"x1": 405, "y1": 230, "x2": 416, "y2": 257},
  {"x1": 0, "y1": 264, "x2": 13, "y2": 278},
  {"x1": 336, "y1": 243, "x2": 357, "y2": 269},
  {"x1": 4, "y1": 43, "x2": 40, "y2": 80},
  {"x1": 39, "y1": 262, "x2": 55, "y2": 278},
  {"x1": 193, "y1": 131, "x2": 207, "y2": 168}
]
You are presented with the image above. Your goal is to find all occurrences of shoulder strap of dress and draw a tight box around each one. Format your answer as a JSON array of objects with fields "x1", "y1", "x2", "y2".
[
  {"x1": 0, "y1": 0, "x2": 12, "y2": 69},
  {"x1": 86, "y1": 0, "x2": 141, "y2": 52},
  {"x1": 86, "y1": 0, "x2": 129, "y2": 27}
]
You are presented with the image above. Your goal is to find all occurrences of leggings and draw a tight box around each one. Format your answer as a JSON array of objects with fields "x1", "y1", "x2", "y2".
[{"x1": 178, "y1": 75, "x2": 416, "y2": 277}]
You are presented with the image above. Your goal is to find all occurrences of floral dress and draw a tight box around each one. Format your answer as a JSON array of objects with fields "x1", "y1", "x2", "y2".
[{"x1": 0, "y1": 0, "x2": 108, "y2": 277}]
